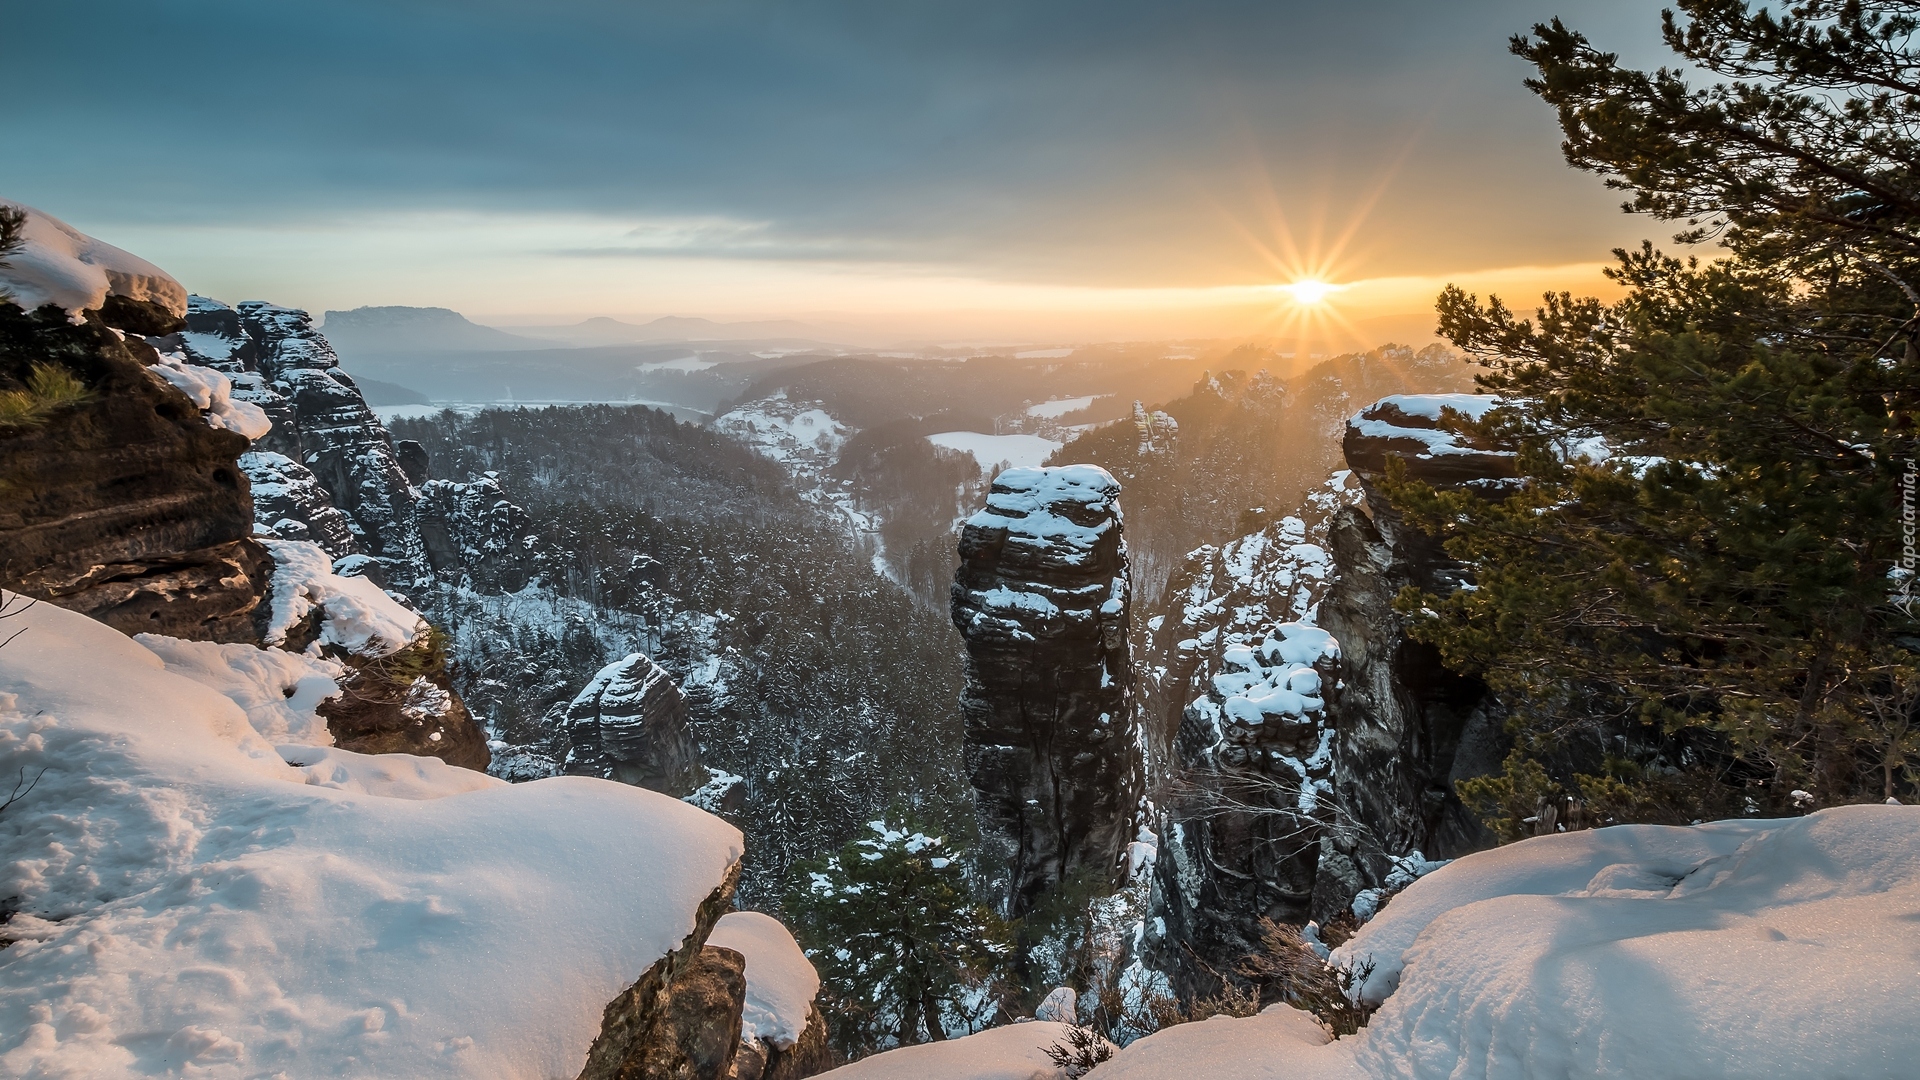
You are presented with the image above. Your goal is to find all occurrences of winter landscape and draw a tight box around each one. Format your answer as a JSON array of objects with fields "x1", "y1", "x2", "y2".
[{"x1": 3, "y1": 2, "x2": 1918, "y2": 1078}]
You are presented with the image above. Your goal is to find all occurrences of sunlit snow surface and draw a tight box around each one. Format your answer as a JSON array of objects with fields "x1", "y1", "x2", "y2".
[
  {"x1": 832, "y1": 806, "x2": 1920, "y2": 1080},
  {"x1": 0, "y1": 596, "x2": 742, "y2": 1079},
  {"x1": 0, "y1": 200, "x2": 185, "y2": 319},
  {"x1": 926, "y1": 431, "x2": 1062, "y2": 471},
  {"x1": 709, "y1": 911, "x2": 820, "y2": 1051}
]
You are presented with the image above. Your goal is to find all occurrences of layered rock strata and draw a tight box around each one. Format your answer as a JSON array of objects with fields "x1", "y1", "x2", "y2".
[
  {"x1": 0, "y1": 304, "x2": 274, "y2": 641},
  {"x1": 565, "y1": 651, "x2": 706, "y2": 796},
  {"x1": 950, "y1": 464, "x2": 1140, "y2": 914}
]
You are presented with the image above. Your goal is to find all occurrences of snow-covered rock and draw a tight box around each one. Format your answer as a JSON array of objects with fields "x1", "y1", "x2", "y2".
[
  {"x1": 1110, "y1": 808, "x2": 1920, "y2": 1080},
  {"x1": 176, "y1": 298, "x2": 424, "y2": 579},
  {"x1": 1341, "y1": 394, "x2": 1514, "y2": 488},
  {"x1": 259, "y1": 537, "x2": 423, "y2": 656},
  {"x1": 563, "y1": 652, "x2": 705, "y2": 796},
  {"x1": 709, "y1": 912, "x2": 821, "y2": 1051},
  {"x1": 0, "y1": 593, "x2": 743, "y2": 1079},
  {"x1": 0, "y1": 200, "x2": 185, "y2": 322},
  {"x1": 240, "y1": 450, "x2": 365, "y2": 559},
  {"x1": 952, "y1": 464, "x2": 1139, "y2": 914}
]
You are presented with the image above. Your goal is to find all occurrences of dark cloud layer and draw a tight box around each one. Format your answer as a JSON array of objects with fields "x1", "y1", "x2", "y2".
[{"x1": 4, "y1": 0, "x2": 1669, "y2": 287}]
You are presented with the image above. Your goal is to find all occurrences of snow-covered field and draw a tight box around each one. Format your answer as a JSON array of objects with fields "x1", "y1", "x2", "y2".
[
  {"x1": 371, "y1": 399, "x2": 707, "y2": 424},
  {"x1": 0, "y1": 596, "x2": 741, "y2": 1079},
  {"x1": 833, "y1": 804, "x2": 1920, "y2": 1079},
  {"x1": 926, "y1": 431, "x2": 1063, "y2": 471},
  {"x1": 1026, "y1": 394, "x2": 1106, "y2": 418}
]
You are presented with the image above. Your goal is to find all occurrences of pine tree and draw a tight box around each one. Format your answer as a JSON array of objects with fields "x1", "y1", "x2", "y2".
[
  {"x1": 786, "y1": 819, "x2": 1011, "y2": 1057},
  {"x1": 1388, "y1": 1, "x2": 1920, "y2": 832}
]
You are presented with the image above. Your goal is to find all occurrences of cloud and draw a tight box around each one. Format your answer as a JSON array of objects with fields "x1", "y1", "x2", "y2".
[{"x1": 1, "y1": 0, "x2": 1676, "y2": 312}]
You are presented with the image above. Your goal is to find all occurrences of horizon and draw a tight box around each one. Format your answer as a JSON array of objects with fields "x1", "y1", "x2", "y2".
[{"x1": 7, "y1": 0, "x2": 1666, "y2": 350}]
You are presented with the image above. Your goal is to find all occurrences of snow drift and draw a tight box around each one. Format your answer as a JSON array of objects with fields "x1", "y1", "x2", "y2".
[
  {"x1": 0, "y1": 595, "x2": 742, "y2": 1079},
  {"x1": 829, "y1": 806, "x2": 1919, "y2": 1080},
  {"x1": 0, "y1": 201, "x2": 186, "y2": 320}
]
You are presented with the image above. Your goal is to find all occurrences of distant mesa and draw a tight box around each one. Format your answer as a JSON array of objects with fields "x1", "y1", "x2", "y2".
[{"x1": 319, "y1": 305, "x2": 557, "y2": 354}]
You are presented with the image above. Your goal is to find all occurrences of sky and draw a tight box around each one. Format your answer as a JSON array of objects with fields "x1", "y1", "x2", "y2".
[{"x1": 3, "y1": 0, "x2": 1683, "y2": 344}]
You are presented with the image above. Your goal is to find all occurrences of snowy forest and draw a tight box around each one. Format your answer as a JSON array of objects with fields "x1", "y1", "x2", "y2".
[{"x1": 2, "y1": 2, "x2": 1919, "y2": 1079}]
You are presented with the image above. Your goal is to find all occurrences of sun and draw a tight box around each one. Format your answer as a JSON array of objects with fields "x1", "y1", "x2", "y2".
[{"x1": 1281, "y1": 278, "x2": 1341, "y2": 305}]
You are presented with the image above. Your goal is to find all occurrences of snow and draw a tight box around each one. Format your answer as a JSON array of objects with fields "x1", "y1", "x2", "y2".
[
  {"x1": 277, "y1": 743, "x2": 507, "y2": 800},
  {"x1": 1034, "y1": 986, "x2": 1077, "y2": 1023},
  {"x1": 714, "y1": 394, "x2": 848, "y2": 466},
  {"x1": 259, "y1": 538, "x2": 424, "y2": 656},
  {"x1": 134, "y1": 634, "x2": 343, "y2": 745},
  {"x1": 964, "y1": 465, "x2": 1121, "y2": 561},
  {"x1": 1026, "y1": 395, "x2": 1104, "y2": 419},
  {"x1": 150, "y1": 348, "x2": 273, "y2": 440},
  {"x1": 1372, "y1": 394, "x2": 1501, "y2": 421},
  {"x1": 708, "y1": 911, "x2": 820, "y2": 1051},
  {"x1": 814, "y1": 1021, "x2": 1079, "y2": 1080},
  {"x1": 0, "y1": 200, "x2": 186, "y2": 320},
  {"x1": 1097, "y1": 1006, "x2": 1348, "y2": 1080},
  {"x1": 926, "y1": 431, "x2": 1063, "y2": 471},
  {"x1": 635, "y1": 355, "x2": 717, "y2": 373},
  {"x1": 1349, "y1": 395, "x2": 1508, "y2": 460},
  {"x1": 1091, "y1": 807, "x2": 1920, "y2": 1080},
  {"x1": 0, "y1": 595, "x2": 743, "y2": 1079}
]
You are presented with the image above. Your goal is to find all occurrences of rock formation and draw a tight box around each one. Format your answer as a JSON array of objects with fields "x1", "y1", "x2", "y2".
[
  {"x1": 1139, "y1": 480, "x2": 1358, "y2": 998},
  {"x1": 577, "y1": 864, "x2": 750, "y2": 1080},
  {"x1": 1142, "y1": 397, "x2": 1513, "y2": 998},
  {"x1": 170, "y1": 296, "x2": 425, "y2": 582},
  {"x1": 415, "y1": 472, "x2": 540, "y2": 592},
  {"x1": 0, "y1": 295, "x2": 275, "y2": 642},
  {"x1": 564, "y1": 652, "x2": 706, "y2": 796},
  {"x1": 950, "y1": 464, "x2": 1140, "y2": 914},
  {"x1": 1317, "y1": 395, "x2": 1512, "y2": 894},
  {"x1": 240, "y1": 450, "x2": 365, "y2": 559},
  {"x1": 709, "y1": 910, "x2": 833, "y2": 1080}
]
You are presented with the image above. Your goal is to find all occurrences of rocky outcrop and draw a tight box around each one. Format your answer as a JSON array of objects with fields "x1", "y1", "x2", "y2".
[
  {"x1": 318, "y1": 657, "x2": 492, "y2": 771},
  {"x1": 0, "y1": 304, "x2": 272, "y2": 642},
  {"x1": 1140, "y1": 397, "x2": 1514, "y2": 998},
  {"x1": 951, "y1": 464, "x2": 1140, "y2": 914},
  {"x1": 415, "y1": 472, "x2": 540, "y2": 592},
  {"x1": 564, "y1": 652, "x2": 705, "y2": 796},
  {"x1": 1315, "y1": 393, "x2": 1510, "y2": 895},
  {"x1": 1313, "y1": 410, "x2": 1513, "y2": 908},
  {"x1": 240, "y1": 450, "x2": 365, "y2": 559},
  {"x1": 708, "y1": 910, "x2": 831, "y2": 1080},
  {"x1": 1139, "y1": 478, "x2": 1360, "y2": 998},
  {"x1": 577, "y1": 864, "x2": 749, "y2": 1080},
  {"x1": 171, "y1": 296, "x2": 424, "y2": 582}
]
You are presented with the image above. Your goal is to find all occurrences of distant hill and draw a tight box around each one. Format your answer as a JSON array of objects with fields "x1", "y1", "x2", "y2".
[
  {"x1": 349, "y1": 376, "x2": 432, "y2": 406},
  {"x1": 319, "y1": 306, "x2": 557, "y2": 354},
  {"x1": 518, "y1": 314, "x2": 833, "y2": 346}
]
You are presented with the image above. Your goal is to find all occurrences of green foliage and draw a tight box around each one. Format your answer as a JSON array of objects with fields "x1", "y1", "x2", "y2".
[
  {"x1": 786, "y1": 819, "x2": 1011, "y2": 1058},
  {"x1": 1391, "y1": 1, "x2": 1920, "y2": 827},
  {"x1": 0, "y1": 362, "x2": 94, "y2": 429},
  {"x1": 0, "y1": 205, "x2": 23, "y2": 308}
]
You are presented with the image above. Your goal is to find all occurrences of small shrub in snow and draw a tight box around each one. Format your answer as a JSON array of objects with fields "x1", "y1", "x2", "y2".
[
  {"x1": 1040, "y1": 1024, "x2": 1114, "y2": 1077},
  {"x1": 1233, "y1": 917, "x2": 1376, "y2": 1036}
]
